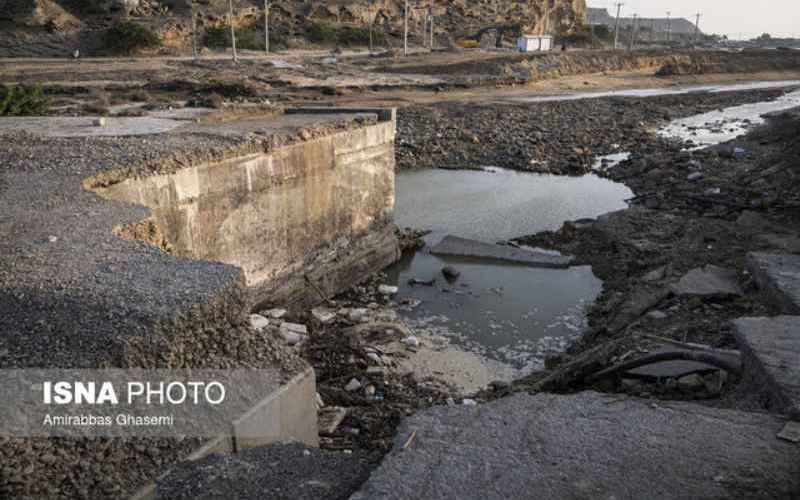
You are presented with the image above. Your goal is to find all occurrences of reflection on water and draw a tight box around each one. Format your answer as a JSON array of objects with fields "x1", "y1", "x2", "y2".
[
  {"x1": 388, "y1": 168, "x2": 632, "y2": 374},
  {"x1": 659, "y1": 88, "x2": 800, "y2": 148},
  {"x1": 511, "y1": 80, "x2": 800, "y2": 103}
]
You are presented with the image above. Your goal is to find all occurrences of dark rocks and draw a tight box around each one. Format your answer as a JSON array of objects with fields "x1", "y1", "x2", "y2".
[
  {"x1": 440, "y1": 266, "x2": 460, "y2": 281},
  {"x1": 155, "y1": 442, "x2": 370, "y2": 500}
]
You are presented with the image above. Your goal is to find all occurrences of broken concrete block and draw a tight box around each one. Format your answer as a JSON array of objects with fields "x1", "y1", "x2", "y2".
[
  {"x1": 351, "y1": 392, "x2": 800, "y2": 499},
  {"x1": 344, "y1": 378, "x2": 362, "y2": 392},
  {"x1": 401, "y1": 336, "x2": 420, "y2": 348},
  {"x1": 280, "y1": 322, "x2": 308, "y2": 335},
  {"x1": 311, "y1": 307, "x2": 336, "y2": 324},
  {"x1": 347, "y1": 308, "x2": 369, "y2": 322},
  {"x1": 249, "y1": 314, "x2": 270, "y2": 331},
  {"x1": 677, "y1": 373, "x2": 705, "y2": 392},
  {"x1": 669, "y1": 265, "x2": 742, "y2": 297},
  {"x1": 265, "y1": 308, "x2": 288, "y2": 319},
  {"x1": 319, "y1": 406, "x2": 348, "y2": 435},
  {"x1": 746, "y1": 252, "x2": 800, "y2": 314},
  {"x1": 733, "y1": 316, "x2": 800, "y2": 420},
  {"x1": 777, "y1": 421, "x2": 800, "y2": 443},
  {"x1": 378, "y1": 284, "x2": 399, "y2": 295},
  {"x1": 431, "y1": 235, "x2": 573, "y2": 268}
]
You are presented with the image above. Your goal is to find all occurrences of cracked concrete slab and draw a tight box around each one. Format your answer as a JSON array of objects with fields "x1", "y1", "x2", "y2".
[
  {"x1": 747, "y1": 252, "x2": 800, "y2": 314},
  {"x1": 352, "y1": 392, "x2": 800, "y2": 500},
  {"x1": 733, "y1": 316, "x2": 800, "y2": 419},
  {"x1": 430, "y1": 235, "x2": 574, "y2": 268},
  {"x1": 669, "y1": 264, "x2": 743, "y2": 297}
]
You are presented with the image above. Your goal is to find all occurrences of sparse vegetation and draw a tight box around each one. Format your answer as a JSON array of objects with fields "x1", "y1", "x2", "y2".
[
  {"x1": 0, "y1": 85, "x2": 50, "y2": 116},
  {"x1": 103, "y1": 21, "x2": 161, "y2": 55},
  {"x1": 308, "y1": 23, "x2": 385, "y2": 46},
  {"x1": 204, "y1": 26, "x2": 274, "y2": 50}
]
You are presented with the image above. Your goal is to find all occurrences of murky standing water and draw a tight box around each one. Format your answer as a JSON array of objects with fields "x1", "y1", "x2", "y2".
[{"x1": 387, "y1": 168, "x2": 632, "y2": 374}]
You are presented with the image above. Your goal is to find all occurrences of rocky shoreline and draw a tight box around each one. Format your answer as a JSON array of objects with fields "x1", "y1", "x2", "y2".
[{"x1": 513, "y1": 99, "x2": 800, "y2": 406}]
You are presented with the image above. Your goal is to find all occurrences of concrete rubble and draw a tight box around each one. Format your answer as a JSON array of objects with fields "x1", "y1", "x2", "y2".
[
  {"x1": 431, "y1": 235, "x2": 574, "y2": 268},
  {"x1": 352, "y1": 392, "x2": 800, "y2": 500},
  {"x1": 669, "y1": 264, "x2": 743, "y2": 297}
]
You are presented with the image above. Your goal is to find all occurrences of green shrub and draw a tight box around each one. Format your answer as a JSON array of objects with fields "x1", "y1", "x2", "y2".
[
  {"x1": 104, "y1": 22, "x2": 161, "y2": 55},
  {"x1": 203, "y1": 26, "x2": 230, "y2": 48},
  {"x1": 0, "y1": 85, "x2": 50, "y2": 116},
  {"x1": 308, "y1": 23, "x2": 338, "y2": 43}
]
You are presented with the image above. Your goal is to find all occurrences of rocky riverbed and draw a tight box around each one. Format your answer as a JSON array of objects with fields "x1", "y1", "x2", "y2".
[
  {"x1": 513, "y1": 101, "x2": 800, "y2": 405},
  {"x1": 396, "y1": 87, "x2": 792, "y2": 174}
]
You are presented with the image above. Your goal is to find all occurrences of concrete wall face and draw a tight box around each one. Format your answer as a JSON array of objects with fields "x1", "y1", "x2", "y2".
[{"x1": 97, "y1": 120, "x2": 397, "y2": 304}]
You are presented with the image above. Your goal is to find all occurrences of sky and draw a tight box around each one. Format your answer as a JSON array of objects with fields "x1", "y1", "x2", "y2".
[{"x1": 590, "y1": 0, "x2": 800, "y2": 39}]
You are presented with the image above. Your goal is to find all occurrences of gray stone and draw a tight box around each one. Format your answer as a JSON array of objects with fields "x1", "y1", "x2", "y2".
[
  {"x1": 266, "y1": 308, "x2": 288, "y2": 319},
  {"x1": 344, "y1": 378, "x2": 362, "y2": 392},
  {"x1": 647, "y1": 310, "x2": 668, "y2": 320},
  {"x1": 733, "y1": 316, "x2": 800, "y2": 419},
  {"x1": 677, "y1": 373, "x2": 705, "y2": 392},
  {"x1": 431, "y1": 235, "x2": 574, "y2": 268},
  {"x1": 280, "y1": 322, "x2": 308, "y2": 335},
  {"x1": 311, "y1": 307, "x2": 336, "y2": 324},
  {"x1": 747, "y1": 252, "x2": 800, "y2": 314},
  {"x1": 669, "y1": 265, "x2": 742, "y2": 297},
  {"x1": 777, "y1": 421, "x2": 800, "y2": 443},
  {"x1": 318, "y1": 407, "x2": 348, "y2": 435},
  {"x1": 378, "y1": 284, "x2": 399, "y2": 295},
  {"x1": 687, "y1": 171, "x2": 704, "y2": 181},
  {"x1": 352, "y1": 392, "x2": 800, "y2": 500},
  {"x1": 249, "y1": 314, "x2": 270, "y2": 331},
  {"x1": 642, "y1": 266, "x2": 665, "y2": 282}
]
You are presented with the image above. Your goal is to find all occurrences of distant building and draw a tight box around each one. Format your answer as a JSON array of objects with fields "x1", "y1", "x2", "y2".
[
  {"x1": 586, "y1": 7, "x2": 700, "y2": 35},
  {"x1": 517, "y1": 34, "x2": 553, "y2": 52}
]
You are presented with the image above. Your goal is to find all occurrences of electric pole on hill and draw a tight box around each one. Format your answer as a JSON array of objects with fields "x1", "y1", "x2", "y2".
[
  {"x1": 429, "y1": 0, "x2": 435, "y2": 50},
  {"x1": 666, "y1": 11, "x2": 671, "y2": 43},
  {"x1": 228, "y1": 0, "x2": 238, "y2": 63},
  {"x1": 190, "y1": 0, "x2": 197, "y2": 58},
  {"x1": 694, "y1": 12, "x2": 702, "y2": 44},
  {"x1": 628, "y1": 13, "x2": 638, "y2": 51},
  {"x1": 264, "y1": 0, "x2": 269, "y2": 54},
  {"x1": 403, "y1": 0, "x2": 408, "y2": 56},
  {"x1": 613, "y1": 2, "x2": 624, "y2": 50}
]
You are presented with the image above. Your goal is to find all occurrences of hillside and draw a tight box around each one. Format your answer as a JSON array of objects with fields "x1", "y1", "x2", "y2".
[{"x1": 0, "y1": 0, "x2": 588, "y2": 57}]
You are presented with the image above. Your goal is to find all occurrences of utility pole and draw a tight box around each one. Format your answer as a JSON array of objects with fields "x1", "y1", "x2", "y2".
[
  {"x1": 264, "y1": 0, "x2": 269, "y2": 54},
  {"x1": 403, "y1": 0, "x2": 408, "y2": 56},
  {"x1": 628, "y1": 13, "x2": 638, "y2": 51},
  {"x1": 694, "y1": 12, "x2": 702, "y2": 44},
  {"x1": 429, "y1": 0, "x2": 434, "y2": 50},
  {"x1": 666, "y1": 11, "x2": 671, "y2": 43},
  {"x1": 228, "y1": 0, "x2": 238, "y2": 63},
  {"x1": 650, "y1": 18, "x2": 655, "y2": 42},
  {"x1": 190, "y1": 0, "x2": 197, "y2": 58},
  {"x1": 613, "y1": 2, "x2": 624, "y2": 50}
]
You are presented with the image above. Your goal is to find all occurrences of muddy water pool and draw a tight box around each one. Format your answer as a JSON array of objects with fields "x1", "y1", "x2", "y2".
[{"x1": 387, "y1": 168, "x2": 632, "y2": 375}]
